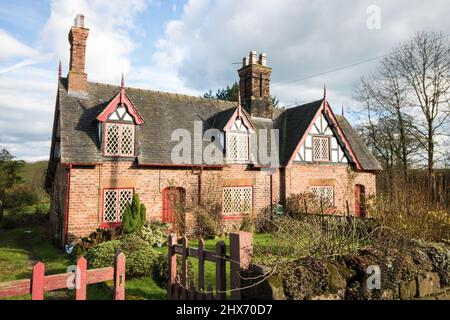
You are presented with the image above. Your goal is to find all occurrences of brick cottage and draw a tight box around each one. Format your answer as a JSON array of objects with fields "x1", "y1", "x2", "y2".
[{"x1": 45, "y1": 15, "x2": 381, "y2": 245}]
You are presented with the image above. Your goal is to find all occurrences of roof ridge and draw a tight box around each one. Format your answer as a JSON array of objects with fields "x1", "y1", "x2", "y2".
[{"x1": 86, "y1": 79, "x2": 236, "y2": 106}]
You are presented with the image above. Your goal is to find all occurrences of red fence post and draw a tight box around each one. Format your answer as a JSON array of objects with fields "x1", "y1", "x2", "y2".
[
  {"x1": 215, "y1": 241, "x2": 226, "y2": 300},
  {"x1": 31, "y1": 261, "x2": 45, "y2": 300},
  {"x1": 114, "y1": 252, "x2": 126, "y2": 300},
  {"x1": 167, "y1": 234, "x2": 177, "y2": 299},
  {"x1": 75, "y1": 256, "x2": 87, "y2": 300},
  {"x1": 229, "y1": 231, "x2": 253, "y2": 300}
]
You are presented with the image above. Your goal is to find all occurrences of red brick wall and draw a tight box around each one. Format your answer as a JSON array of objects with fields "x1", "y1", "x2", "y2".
[
  {"x1": 65, "y1": 162, "x2": 276, "y2": 242},
  {"x1": 285, "y1": 163, "x2": 376, "y2": 214},
  {"x1": 63, "y1": 161, "x2": 375, "y2": 243}
]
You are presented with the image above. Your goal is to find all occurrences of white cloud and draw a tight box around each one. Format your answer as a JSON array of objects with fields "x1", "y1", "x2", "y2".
[
  {"x1": 0, "y1": 29, "x2": 38, "y2": 61},
  {"x1": 39, "y1": 0, "x2": 148, "y2": 83}
]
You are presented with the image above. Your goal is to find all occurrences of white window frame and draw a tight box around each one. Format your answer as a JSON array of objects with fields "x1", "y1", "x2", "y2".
[
  {"x1": 226, "y1": 132, "x2": 249, "y2": 163},
  {"x1": 104, "y1": 123, "x2": 135, "y2": 157},
  {"x1": 223, "y1": 186, "x2": 253, "y2": 214},
  {"x1": 102, "y1": 188, "x2": 133, "y2": 224},
  {"x1": 310, "y1": 186, "x2": 334, "y2": 208},
  {"x1": 312, "y1": 136, "x2": 330, "y2": 162}
]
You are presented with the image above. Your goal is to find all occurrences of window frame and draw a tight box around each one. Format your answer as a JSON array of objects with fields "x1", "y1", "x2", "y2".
[
  {"x1": 101, "y1": 188, "x2": 134, "y2": 227},
  {"x1": 309, "y1": 185, "x2": 334, "y2": 208},
  {"x1": 222, "y1": 186, "x2": 253, "y2": 217},
  {"x1": 103, "y1": 122, "x2": 136, "y2": 157},
  {"x1": 312, "y1": 136, "x2": 331, "y2": 162},
  {"x1": 226, "y1": 131, "x2": 249, "y2": 164}
]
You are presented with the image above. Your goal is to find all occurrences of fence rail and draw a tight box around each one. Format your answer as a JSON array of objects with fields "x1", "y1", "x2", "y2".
[
  {"x1": 168, "y1": 231, "x2": 253, "y2": 300},
  {"x1": 0, "y1": 252, "x2": 126, "y2": 300}
]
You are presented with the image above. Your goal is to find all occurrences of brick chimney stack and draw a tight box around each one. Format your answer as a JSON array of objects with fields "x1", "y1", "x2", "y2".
[
  {"x1": 238, "y1": 50, "x2": 272, "y2": 119},
  {"x1": 67, "y1": 14, "x2": 89, "y2": 98}
]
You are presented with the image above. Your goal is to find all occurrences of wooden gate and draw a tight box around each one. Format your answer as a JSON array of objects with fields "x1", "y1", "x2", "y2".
[{"x1": 167, "y1": 231, "x2": 253, "y2": 300}]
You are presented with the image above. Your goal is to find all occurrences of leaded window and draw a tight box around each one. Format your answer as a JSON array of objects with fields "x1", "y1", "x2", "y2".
[
  {"x1": 103, "y1": 189, "x2": 133, "y2": 223},
  {"x1": 223, "y1": 187, "x2": 252, "y2": 214},
  {"x1": 313, "y1": 136, "x2": 330, "y2": 161},
  {"x1": 104, "y1": 123, "x2": 135, "y2": 156},
  {"x1": 310, "y1": 186, "x2": 334, "y2": 208}
]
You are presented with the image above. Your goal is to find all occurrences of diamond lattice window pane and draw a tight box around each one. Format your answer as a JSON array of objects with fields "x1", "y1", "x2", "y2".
[
  {"x1": 223, "y1": 187, "x2": 253, "y2": 214},
  {"x1": 104, "y1": 190, "x2": 118, "y2": 222},
  {"x1": 120, "y1": 125, "x2": 134, "y2": 155},
  {"x1": 118, "y1": 189, "x2": 133, "y2": 220},
  {"x1": 227, "y1": 133, "x2": 248, "y2": 162},
  {"x1": 106, "y1": 124, "x2": 120, "y2": 155},
  {"x1": 313, "y1": 137, "x2": 329, "y2": 161},
  {"x1": 310, "y1": 186, "x2": 334, "y2": 208}
]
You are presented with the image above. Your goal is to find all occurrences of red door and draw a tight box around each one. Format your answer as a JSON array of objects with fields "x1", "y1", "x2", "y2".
[
  {"x1": 355, "y1": 184, "x2": 366, "y2": 217},
  {"x1": 162, "y1": 187, "x2": 186, "y2": 223}
]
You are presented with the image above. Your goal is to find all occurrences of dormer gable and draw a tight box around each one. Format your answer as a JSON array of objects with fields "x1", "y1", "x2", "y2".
[
  {"x1": 96, "y1": 76, "x2": 144, "y2": 125},
  {"x1": 223, "y1": 94, "x2": 255, "y2": 164},
  {"x1": 96, "y1": 76, "x2": 144, "y2": 158}
]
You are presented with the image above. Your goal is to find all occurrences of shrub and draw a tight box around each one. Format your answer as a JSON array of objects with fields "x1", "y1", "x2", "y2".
[
  {"x1": 73, "y1": 228, "x2": 121, "y2": 257},
  {"x1": 122, "y1": 194, "x2": 146, "y2": 234},
  {"x1": 85, "y1": 236, "x2": 159, "y2": 278},
  {"x1": 151, "y1": 254, "x2": 195, "y2": 289},
  {"x1": 4, "y1": 185, "x2": 39, "y2": 210},
  {"x1": 190, "y1": 199, "x2": 223, "y2": 238},
  {"x1": 84, "y1": 240, "x2": 121, "y2": 269},
  {"x1": 0, "y1": 211, "x2": 48, "y2": 230},
  {"x1": 137, "y1": 221, "x2": 169, "y2": 247}
]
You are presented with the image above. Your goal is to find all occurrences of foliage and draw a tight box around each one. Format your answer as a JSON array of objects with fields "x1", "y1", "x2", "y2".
[
  {"x1": 0, "y1": 210, "x2": 48, "y2": 230},
  {"x1": 0, "y1": 149, "x2": 25, "y2": 220},
  {"x1": 122, "y1": 193, "x2": 146, "y2": 234},
  {"x1": 240, "y1": 210, "x2": 258, "y2": 233},
  {"x1": 73, "y1": 228, "x2": 122, "y2": 257},
  {"x1": 190, "y1": 199, "x2": 223, "y2": 238},
  {"x1": 203, "y1": 81, "x2": 280, "y2": 108},
  {"x1": 3, "y1": 185, "x2": 39, "y2": 211},
  {"x1": 151, "y1": 253, "x2": 195, "y2": 289},
  {"x1": 136, "y1": 221, "x2": 169, "y2": 247},
  {"x1": 85, "y1": 235, "x2": 159, "y2": 278}
]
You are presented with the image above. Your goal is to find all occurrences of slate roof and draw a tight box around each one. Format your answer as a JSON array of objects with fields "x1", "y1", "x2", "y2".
[
  {"x1": 335, "y1": 115, "x2": 383, "y2": 171},
  {"x1": 55, "y1": 77, "x2": 381, "y2": 171}
]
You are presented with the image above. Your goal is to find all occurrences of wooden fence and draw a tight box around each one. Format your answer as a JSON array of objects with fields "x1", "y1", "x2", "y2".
[
  {"x1": 168, "y1": 231, "x2": 253, "y2": 300},
  {"x1": 0, "y1": 252, "x2": 126, "y2": 300}
]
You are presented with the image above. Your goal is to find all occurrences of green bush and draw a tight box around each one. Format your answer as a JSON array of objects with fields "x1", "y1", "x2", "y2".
[
  {"x1": 122, "y1": 193, "x2": 146, "y2": 234},
  {"x1": 84, "y1": 240, "x2": 121, "y2": 269},
  {"x1": 0, "y1": 211, "x2": 48, "y2": 230},
  {"x1": 85, "y1": 236, "x2": 159, "y2": 278},
  {"x1": 73, "y1": 228, "x2": 121, "y2": 257},
  {"x1": 151, "y1": 253, "x2": 195, "y2": 289},
  {"x1": 4, "y1": 186, "x2": 39, "y2": 210},
  {"x1": 137, "y1": 221, "x2": 169, "y2": 247}
]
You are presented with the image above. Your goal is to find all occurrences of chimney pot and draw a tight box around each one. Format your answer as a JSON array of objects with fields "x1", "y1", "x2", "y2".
[
  {"x1": 249, "y1": 50, "x2": 257, "y2": 64},
  {"x1": 242, "y1": 56, "x2": 249, "y2": 67},
  {"x1": 259, "y1": 53, "x2": 267, "y2": 66},
  {"x1": 74, "y1": 14, "x2": 85, "y2": 28}
]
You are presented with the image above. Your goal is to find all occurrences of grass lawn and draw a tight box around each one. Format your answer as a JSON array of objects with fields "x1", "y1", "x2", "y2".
[{"x1": 0, "y1": 208, "x2": 272, "y2": 300}]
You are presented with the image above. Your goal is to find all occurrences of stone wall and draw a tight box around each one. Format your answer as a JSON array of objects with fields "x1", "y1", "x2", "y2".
[{"x1": 241, "y1": 240, "x2": 450, "y2": 300}]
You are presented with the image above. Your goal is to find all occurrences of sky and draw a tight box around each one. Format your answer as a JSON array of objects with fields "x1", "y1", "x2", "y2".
[{"x1": 0, "y1": 0, "x2": 449, "y2": 162}]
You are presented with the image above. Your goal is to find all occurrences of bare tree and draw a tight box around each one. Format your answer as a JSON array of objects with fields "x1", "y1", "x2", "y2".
[
  {"x1": 355, "y1": 73, "x2": 422, "y2": 185},
  {"x1": 388, "y1": 32, "x2": 450, "y2": 184}
]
